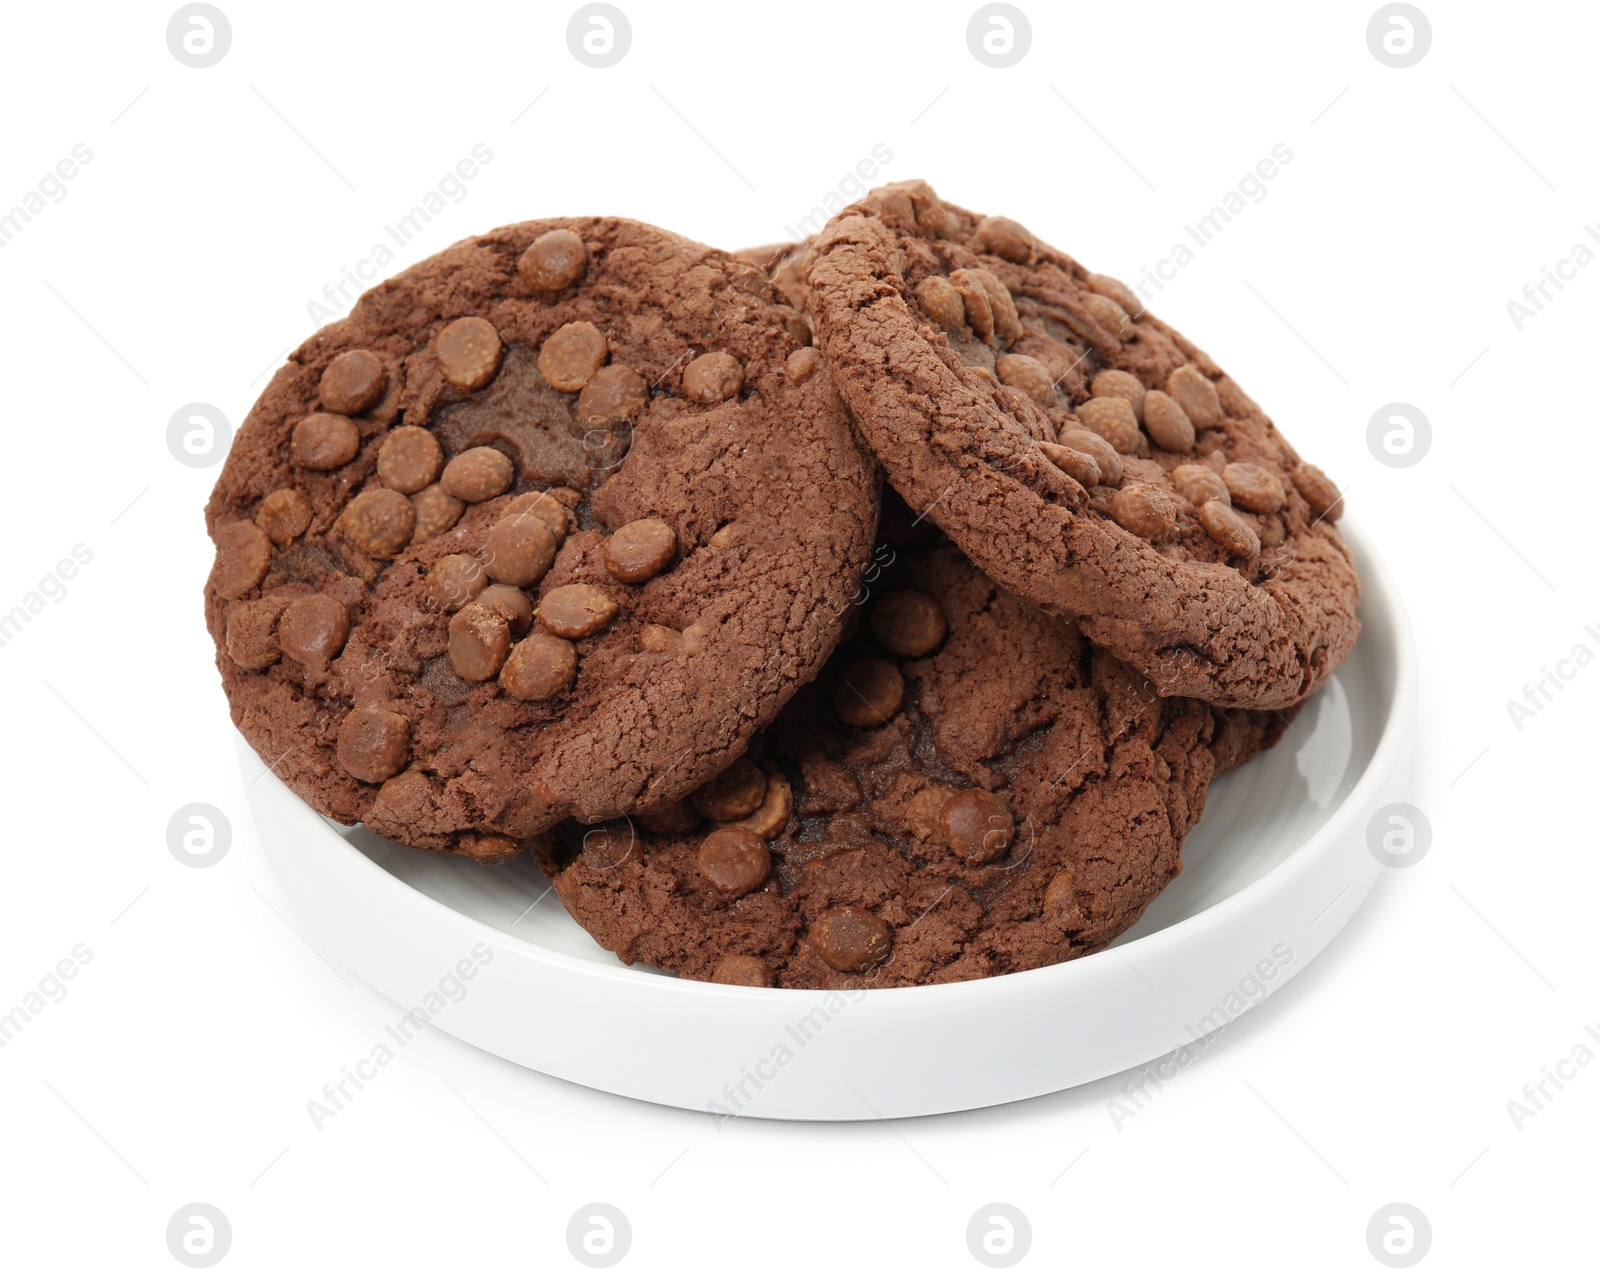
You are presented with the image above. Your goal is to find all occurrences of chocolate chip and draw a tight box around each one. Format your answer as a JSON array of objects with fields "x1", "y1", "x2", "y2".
[
  {"x1": 537, "y1": 588, "x2": 611, "y2": 646},
  {"x1": 1091, "y1": 369, "x2": 1147, "y2": 423},
  {"x1": 211, "y1": 521, "x2": 272, "y2": 598},
  {"x1": 256, "y1": 488, "x2": 312, "y2": 546},
  {"x1": 697, "y1": 827, "x2": 771, "y2": 897},
  {"x1": 975, "y1": 214, "x2": 1034, "y2": 262},
  {"x1": 898, "y1": 179, "x2": 946, "y2": 228},
  {"x1": 538, "y1": 584, "x2": 618, "y2": 639},
  {"x1": 832, "y1": 658, "x2": 904, "y2": 728},
  {"x1": 448, "y1": 601, "x2": 511, "y2": 682},
  {"x1": 1110, "y1": 484, "x2": 1179, "y2": 539},
  {"x1": 810, "y1": 906, "x2": 892, "y2": 973},
  {"x1": 709, "y1": 522, "x2": 742, "y2": 550},
  {"x1": 603, "y1": 518, "x2": 676, "y2": 584},
  {"x1": 424, "y1": 554, "x2": 488, "y2": 612},
  {"x1": 337, "y1": 707, "x2": 410, "y2": 783},
  {"x1": 690, "y1": 757, "x2": 766, "y2": 821},
  {"x1": 440, "y1": 446, "x2": 514, "y2": 503},
  {"x1": 460, "y1": 834, "x2": 520, "y2": 864},
  {"x1": 1086, "y1": 273, "x2": 1145, "y2": 318},
  {"x1": 1039, "y1": 441, "x2": 1101, "y2": 488},
  {"x1": 785, "y1": 347, "x2": 823, "y2": 383},
  {"x1": 575, "y1": 364, "x2": 648, "y2": 426},
  {"x1": 478, "y1": 583, "x2": 533, "y2": 637},
  {"x1": 1076, "y1": 397, "x2": 1142, "y2": 454},
  {"x1": 1142, "y1": 390, "x2": 1195, "y2": 454},
  {"x1": 436, "y1": 317, "x2": 502, "y2": 391},
  {"x1": 501, "y1": 489, "x2": 574, "y2": 545},
  {"x1": 1083, "y1": 293, "x2": 1132, "y2": 341},
  {"x1": 1166, "y1": 365, "x2": 1221, "y2": 427},
  {"x1": 711, "y1": 954, "x2": 775, "y2": 987},
  {"x1": 518, "y1": 228, "x2": 588, "y2": 291},
  {"x1": 970, "y1": 268, "x2": 1022, "y2": 342},
  {"x1": 1223, "y1": 462, "x2": 1286, "y2": 513},
  {"x1": 995, "y1": 353, "x2": 1058, "y2": 407},
  {"x1": 372, "y1": 768, "x2": 431, "y2": 823},
  {"x1": 537, "y1": 321, "x2": 608, "y2": 392},
  {"x1": 1259, "y1": 516, "x2": 1286, "y2": 550},
  {"x1": 718, "y1": 767, "x2": 792, "y2": 839},
  {"x1": 278, "y1": 594, "x2": 350, "y2": 667},
  {"x1": 1292, "y1": 462, "x2": 1343, "y2": 521},
  {"x1": 901, "y1": 784, "x2": 953, "y2": 844},
  {"x1": 638, "y1": 799, "x2": 699, "y2": 835},
  {"x1": 638, "y1": 624, "x2": 681, "y2": 653},
  {"x1": 484, "y1": 513, "x2": 557, "y2": 587},
  {"x1": 1198, "y1": 499, "x2": 1261, "y2": 557},
  {"x1": 319, "y1": 350, "x2": 388, "y2": 415},
  {"x1": 1171, "y1": 463, "x2": 1230, "y2": 507},
  {"x1": 1057, "y1": 428, "x2": 1123, "y2": 485},
  {"x1": 409, "y1": 483, "x2": 465, "y2": 544},
  {"x1": 682, "y1": 352, "x2": 744, "y2": 404},
  {"x1": 920, "y1": 204, "x2": 962, "y2": 240},
  {"x1": 339, "y1": 488, "x2": 416, "y2": 557},
  {"x1": 940, "y1": 789, "x2": 1015, "y2": 865},
  {"x1": 948, "y1": 269, "x2": 995, "y2": 344},
  {"x1": 224, "y1": 596, "x2": 289, "y2": 669},
  {"x1": 660, "y1": 618, "x2": 699, "y2": 657},
  {"x1": 291, "y1": 413, "x2": 361, "y2": 470},
  {"x1": 915, "y1": 275, "x2": 967, "y2": 330},
  {"x1": 874, "y1": 184, "x2": 918, "y2": 225},
  {"x1": 870, "y1": 590, "x2": 946, "y2": 658},
  {"x1": 376, "y1": 426, "x2": 443, "y2": 494},
  {"x1": 499, "y1": 632, "x2": 577, "y2": 700},
  {"x1": 1043, "y1": 867, "x2": 1083, "y2": 925}
]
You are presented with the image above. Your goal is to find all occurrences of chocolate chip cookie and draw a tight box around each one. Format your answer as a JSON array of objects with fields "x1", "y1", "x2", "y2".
[
  {"x1": 805, "y1": 180, "x2": 1360, "y2": 710},
  {"x1": 535, "y1": 534, "x2": 1289, "y2": 987},
  {"x1": 206, "y1": 218, "x2": 878, "y2": 859}
]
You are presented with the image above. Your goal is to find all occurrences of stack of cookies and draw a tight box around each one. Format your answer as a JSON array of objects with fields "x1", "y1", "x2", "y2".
[{"x1": 206, "y1": 181, "x2": 1359, "y2": 990}]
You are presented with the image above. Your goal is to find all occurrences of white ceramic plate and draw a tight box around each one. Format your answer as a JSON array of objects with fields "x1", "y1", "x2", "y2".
[{"x1": 242, "y1": 520, "x2": 1414, "y2": 1120}]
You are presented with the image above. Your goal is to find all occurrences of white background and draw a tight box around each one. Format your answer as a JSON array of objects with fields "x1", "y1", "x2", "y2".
[{"x1": 1, "y1": 0, "x2": 1595, "y2": 1268}]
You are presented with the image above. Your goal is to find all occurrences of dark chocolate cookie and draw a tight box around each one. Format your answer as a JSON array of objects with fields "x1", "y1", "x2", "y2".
[
  {"x1": 805, "y1": 180, "x2": 1360, "y2": 710},
  {"x1": 535, "y1": 536, "x2": 1288, "y2": 987},
  {"x1": 206, "y1": 218, "x2": 878, "y2": 859}
]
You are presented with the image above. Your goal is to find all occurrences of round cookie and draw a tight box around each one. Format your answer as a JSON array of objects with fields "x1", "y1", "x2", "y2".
[
  {"x1": 534, "y1": 537, "x2": 1290, "y2": 987},
  {"x1": 205, "y1": 218, "x2": 878, "y2": 859},
  {"x1": 804, "y1": 179, "x2": 1360, "y2": 710}
]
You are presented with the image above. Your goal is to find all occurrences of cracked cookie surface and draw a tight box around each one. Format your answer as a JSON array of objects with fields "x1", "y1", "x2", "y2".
[
  {"x1": 805, "y1": 180, "x2": 1360, "y2": 710},
  {"x1": 536, "y1": 528, "x2": 1289, "y2": 987},
  {"x1": 206, "y1": 218, "x2": 878, "y2": 859}
]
